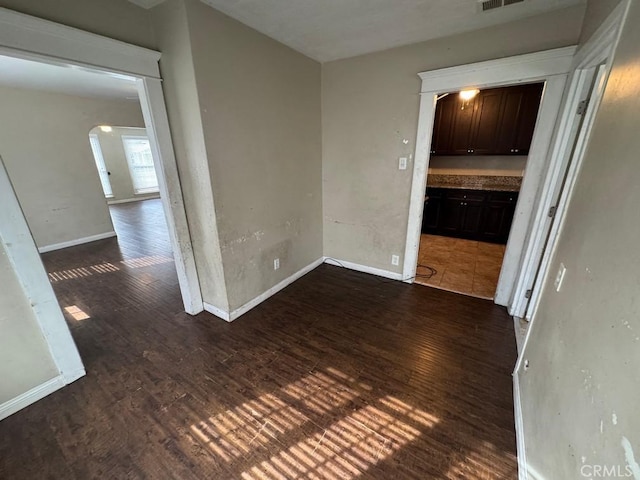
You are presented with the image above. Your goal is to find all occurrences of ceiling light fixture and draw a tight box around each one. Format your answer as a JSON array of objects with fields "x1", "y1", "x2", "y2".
[{"x1": 459, "y1": 89, "x2": 480, "y2": 101}]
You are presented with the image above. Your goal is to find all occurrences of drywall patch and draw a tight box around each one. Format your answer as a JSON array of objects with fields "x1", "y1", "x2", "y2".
[{"x1": 621, "y1": 437, "x2": 640, "y2": 479}]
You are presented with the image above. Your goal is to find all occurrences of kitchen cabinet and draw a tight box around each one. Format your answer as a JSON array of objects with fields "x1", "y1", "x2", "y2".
[
  {"x1": 422, "y1": 189, "x2": 442, "y2": 232},
  {"x1": 422, "y1": 187, "x2": 519, "y2": 244},
  {"x1": 430, "y1": 83, "x2": 543, "y2": 156}
]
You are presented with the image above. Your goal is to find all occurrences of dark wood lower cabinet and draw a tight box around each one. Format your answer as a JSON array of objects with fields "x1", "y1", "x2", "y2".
[{"x1": 422, "y1": 187, "x2": 518, "y2": 244}]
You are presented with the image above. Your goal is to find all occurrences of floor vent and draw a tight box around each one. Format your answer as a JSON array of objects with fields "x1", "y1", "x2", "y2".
[{"x1": 479, "y1": 0, "x2": 525, "y2": 12}]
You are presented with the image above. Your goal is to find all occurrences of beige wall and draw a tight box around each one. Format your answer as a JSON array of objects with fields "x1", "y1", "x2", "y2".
[
  {"x1": 0, "y1": 0, "x2": 156, "y2": 49},
  {"x1": 578, "y1": 0, "x2": 622, "y2": 44},
  {"x1": 0, "y1": 241, "x2": 59, "y2": 404},
  {"x1": 0, "y1": 86, "x2": 144, "y2": 249},
  {"x1": 519, "y1": 1, "x2": 640, "y2": 478},
  {"x1": 321, "y1": 6, "x2": 585, "y2": 273},
  {"x1": 155, "y1": 0, "x2": 323, "y2": 313},
  {"x1": 91, "y1": 126, "x2": 159, "y2": 203}
]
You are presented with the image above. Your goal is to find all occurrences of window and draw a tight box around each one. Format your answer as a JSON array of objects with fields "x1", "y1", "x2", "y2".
[
  {"x1": 89, "y1": 134, "x2": 113, "y2": 198},
  {"x1": 122, "y1": 136, "x2": 159, "y2": 194}
]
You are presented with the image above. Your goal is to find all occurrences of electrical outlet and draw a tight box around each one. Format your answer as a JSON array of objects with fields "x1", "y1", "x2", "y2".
[
  {"x1": 398, "y1": 156, "x2": 408, "y2": 170},
  {"x1": 274, "y1": 258, "x2": 280, "y2": 270},
  {"x1": 391, "y1": 254, "x2": 400, "y2": 266},
  {"x1": 554, "y1": 263, "x2": 566, "y2": 292}
]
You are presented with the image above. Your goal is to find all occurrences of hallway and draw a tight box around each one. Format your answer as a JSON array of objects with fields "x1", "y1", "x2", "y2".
[{"x1": 0, "y1": 199, "x2": 518, "y2": 479}]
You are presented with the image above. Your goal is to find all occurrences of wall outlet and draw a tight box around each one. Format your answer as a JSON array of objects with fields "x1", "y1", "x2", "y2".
[
  {"x1": 391, "y1": 254, "x2": 400, "y2": 266},
  {"x1": 554, "y1": 263, "x2": 566, "y2": 292},
  {"x1": 274, "y1": 258, "x2": 280, "y2": 270},
  {"x1": 398, "y1": 156, "x2": 408, "y2": 170}
]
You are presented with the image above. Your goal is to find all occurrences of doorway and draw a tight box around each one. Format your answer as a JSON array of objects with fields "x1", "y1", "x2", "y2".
[
  {"x1": 0, "y1": 7, "x2": 202, "y2": 314},
  {"x1": 0, "y1": 7, "x2": 204, "y2": 413},
  {"x1": 403, "y1": 47, "x2": 576, "y2": 314},
  {"x1": 0, "y1": 53, "x2": 180, "y2": 319},
  {"x1": 414, "y1": 83, "x2": 544, "y2": 300}
]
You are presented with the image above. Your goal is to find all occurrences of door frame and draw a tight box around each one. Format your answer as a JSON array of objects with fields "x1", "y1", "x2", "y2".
[
  {"x1": 514, "y1": 0, "x2": 631, "y2": 321},
  {"x1": 0, "y1": 7, "x2": 203, "y2": 315},
  {"x1": 403, "y1": 46, "x2": 576, "y2": 314}
]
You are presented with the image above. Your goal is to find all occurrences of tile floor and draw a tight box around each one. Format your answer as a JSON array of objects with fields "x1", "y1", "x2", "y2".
[{"x1": 415, "y1": 234, "x2": 506, "y2": 299}]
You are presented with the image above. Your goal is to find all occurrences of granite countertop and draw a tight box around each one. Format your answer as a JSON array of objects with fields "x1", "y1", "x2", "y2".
[{"x1": 427, "y1": 174, "x2": 522, "y2": 192}]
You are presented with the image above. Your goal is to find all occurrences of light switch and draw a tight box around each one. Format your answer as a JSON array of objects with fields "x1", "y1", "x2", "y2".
[{"x1": 398, "y1": 157, "x2": 408, "y2": 170}]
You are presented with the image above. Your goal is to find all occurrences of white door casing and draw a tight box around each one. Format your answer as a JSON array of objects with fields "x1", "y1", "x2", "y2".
[{"x1": 404, "y1": 46, "x2": 576, "y2": 315}]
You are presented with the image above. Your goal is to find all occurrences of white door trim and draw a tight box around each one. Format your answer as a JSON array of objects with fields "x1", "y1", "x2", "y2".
[
  {"x1": 0, "y1": 7, "x2": 203, "y2": 315},
  {"x1": 513, "y1": 0, "x2": 631, "y2": 321},
  {"x1": 403, "y1": 47, "x2": 576, "y2": 315}
]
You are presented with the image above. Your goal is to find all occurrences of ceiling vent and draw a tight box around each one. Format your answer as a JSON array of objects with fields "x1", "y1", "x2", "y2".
[{"x1": 478, "y1": 0, "x2": 525, "y2": 12}]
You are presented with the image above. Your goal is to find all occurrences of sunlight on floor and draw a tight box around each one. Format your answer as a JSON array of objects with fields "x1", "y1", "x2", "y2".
[
  {"x1": 445, "y1": 440, "x2": 518, "y2": 479},
  {"x1": 48, "y1": 255, "x2": 173, "y2": 283},
  {"x1": 190, "y1": 368, "x2": 438, "y2": 479},
  {"x1": 120, "y1": 255, "x2": 173, "y2": 269},
  {"x1": 63, "y1": 305, "x2": 90, "y2": 321}
]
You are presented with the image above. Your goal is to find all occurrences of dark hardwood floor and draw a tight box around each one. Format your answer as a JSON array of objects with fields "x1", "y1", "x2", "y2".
[{"x1": 0, "y1": 198, "x2": 518, "y2": 479}]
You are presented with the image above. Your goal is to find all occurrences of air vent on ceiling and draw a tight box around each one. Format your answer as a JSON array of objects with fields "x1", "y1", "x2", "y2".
[{"x1": 478, "y1": 0, "x2": 525, "y2": 12}]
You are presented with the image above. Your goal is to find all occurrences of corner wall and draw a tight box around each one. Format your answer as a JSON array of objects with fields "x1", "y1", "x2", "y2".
[
  {"x1": 0, "y1": 86, "x2": 144, "y2": 250},
  {"x1": 154, "y1": 0, "x2": 323, "y2": 316},
  {"x1": 184, "y1": 0, "x2": 323, "y2": 312},
  {"x1": 321, "y1": 6, "x2": 585, "y2": 273},
  {"x1": 153, "y1": 0, "x2": 229, "y2": 311},
  {"x1": 518, "y1": 1, "x2": 640, "y2": 477}
]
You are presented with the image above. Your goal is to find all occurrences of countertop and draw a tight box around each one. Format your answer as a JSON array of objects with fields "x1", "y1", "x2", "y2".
[{"x1": 426, "y1": 174, "x2": 522, "y2": 192}]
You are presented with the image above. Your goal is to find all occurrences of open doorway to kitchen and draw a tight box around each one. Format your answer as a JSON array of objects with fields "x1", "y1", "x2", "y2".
[
  {"x1": 415, "y1": 83, "x2": 543, "y2": 299},
  {"x1": 403, "y1": 47, "x2": 576, "y2": 315}
]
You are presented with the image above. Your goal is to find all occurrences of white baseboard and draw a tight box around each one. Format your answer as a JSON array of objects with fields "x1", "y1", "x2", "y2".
[
  {"x1": 38, "y1": 231, "x2": 117, "y2": 253},
  {"x1": 63, "y1": 367, "x2": 86, "y2": 384},
  {"x1": 203, "y1": 256, "x2": 403, "y2": 323},
  {"x1": 513, "y1": 371, "x2": 528, "y2": 480},
  {"x1": 203, "y1": 257, "x2": 325, "y2": 322},
  {"x1": 514, "y1": 317, "x2": 529, "y2": 355},
  {"x1": 203, "y1": 302, "x2": 231, "y2": 322},
  {"x1": 0, "y1": 376, "x2": 65, "y2": 421},
  {"x1": 229, "y1": 257, "x2": 325, "y2": 321},
  {"x1": 323, "y1": 257, "x2": 404, "y2": 281},
  {"x1": 107, "y1": 194, "x2": 160, "y2": 205}
]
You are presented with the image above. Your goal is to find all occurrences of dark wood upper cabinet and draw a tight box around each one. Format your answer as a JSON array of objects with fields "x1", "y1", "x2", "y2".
[
  {"x1": 469, "y1": 89, "x2": 503, "y2": 155},
  {"x1": 494, "y1": 88, "x2": 525, "y2": 154},
  {"x1": 430, "y1": 94, "x2": 456, "y2": 155},
  {"x1": 431, "y1": 83, "x2": 543, "y2": 156},
  {"x1": 513, "y1": 83, "x2": 544, "y2": 154},
  {"x1": 449, "y1": 98, "x2": 476, "y2": 155}
]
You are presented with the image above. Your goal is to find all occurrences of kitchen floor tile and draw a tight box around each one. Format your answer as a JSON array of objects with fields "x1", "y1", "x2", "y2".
[{"x1": 414, "y1": 234, "x2": 506, "y2": 299}]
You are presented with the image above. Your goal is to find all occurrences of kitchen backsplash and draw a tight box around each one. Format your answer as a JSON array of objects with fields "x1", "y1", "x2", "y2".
[{"x1": 428, "y1": 155, "x2": 527, "y2": 177}]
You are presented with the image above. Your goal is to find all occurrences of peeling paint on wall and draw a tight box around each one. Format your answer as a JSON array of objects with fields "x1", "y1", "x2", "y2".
[{"x1": 622, "y1": 437, "x2": 640, "y2": 480}]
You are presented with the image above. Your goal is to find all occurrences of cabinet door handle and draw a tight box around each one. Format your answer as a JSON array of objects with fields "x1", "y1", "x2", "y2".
[
  {"x1": 509, "y1": 197, "x2": 513, "y2": 201},
  {"x1": 514, "y1": 149, "x2": 519, "y2": 153}
]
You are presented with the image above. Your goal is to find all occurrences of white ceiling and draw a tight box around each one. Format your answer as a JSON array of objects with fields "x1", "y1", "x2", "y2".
[
  {"x1": 0, "y1": 55, "x2": 139, "y2": 100},
  {"x1": 197, "y1": 0, "x2": 586, "y2": 62}
]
